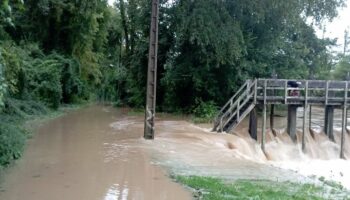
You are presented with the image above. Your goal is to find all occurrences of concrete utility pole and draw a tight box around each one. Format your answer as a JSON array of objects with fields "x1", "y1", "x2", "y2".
[{"x1": 144, "y1": 0, "x2": 159, "y2": 139}]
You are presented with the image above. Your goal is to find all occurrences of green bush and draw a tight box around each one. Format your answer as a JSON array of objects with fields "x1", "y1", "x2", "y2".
[
  {"x1": 61, "y1": 57, "x2": 84, "y2": 104},
  {"x1": 28, "y1": 57, "x2": 62, "y2": 109},
  {"x1": 192, "y1": 100, "x2": 217, "y2": 123},
  {"x1": 0, "y1": 99, "x2": 48, "y2": 167},
  {"x1": 0, "y1": 54, "x2": 7, "y2": 108},
  {"x1": 0, "y1": 121, "x2": 26, "y2": 166},
  {"x1": 0, "y1": 42, "x2": 88, "y2": 109},
  {"x1": 97, "y1": 63, "x2": 126, "y2": 103},
  {"x1": 3, "y1": 98, "x2": 48, "y2": 118},
  {"x1": 332, "y1": 56, "x2": 350, "y2": 80}
]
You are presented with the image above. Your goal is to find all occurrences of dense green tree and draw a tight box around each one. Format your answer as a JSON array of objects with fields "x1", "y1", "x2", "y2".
[
  {"x1": 333, "y1": 55, "x2": 350, "y2": 80},
  {"x1": 162, "y1": 0, "x2": 245, "y2": 111},
  {"x1": 158, "y1": 0, "x2": 344, "y2": 112},
  {"x1": 0, "y1": 0, "x2": 347, "y2": 112}
]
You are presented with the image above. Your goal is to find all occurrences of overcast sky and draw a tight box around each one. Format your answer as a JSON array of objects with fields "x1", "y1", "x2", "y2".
[
  {"x1": 316, "y1": 0, "x2": 350, "y2": 52},
  {"x1": 108, "y1": 0, "x2": 350, "y2": 53}
]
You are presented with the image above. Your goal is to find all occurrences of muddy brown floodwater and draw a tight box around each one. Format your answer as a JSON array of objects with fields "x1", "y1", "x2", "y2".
[
  {"x1": 0, "y1": 105, "x2": 192, "y2": 200},
  {"x1": 1, "y1": 105, "x2": 350, "y2": 200}
]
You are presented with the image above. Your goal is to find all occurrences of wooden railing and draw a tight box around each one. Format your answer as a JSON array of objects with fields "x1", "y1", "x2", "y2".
[
  {"x1": 255, "y1": 79, "x2": 350, "y2": 105},
  {"x1": 213, "y1": 80, "x2": 257, "y2": 132}
]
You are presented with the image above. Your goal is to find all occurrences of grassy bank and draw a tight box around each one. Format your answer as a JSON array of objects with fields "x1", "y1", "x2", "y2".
[
  {"x1": 0, "y1": 98, "x2": 86, "y2": 168},
  {"x1": 176, "y1": 176, "x2": 350, "y2": 200}
]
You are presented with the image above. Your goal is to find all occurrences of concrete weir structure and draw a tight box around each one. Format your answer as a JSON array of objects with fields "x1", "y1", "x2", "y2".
[{"x1": 213, "y1": 79, "x2": 349, "y2": 158}]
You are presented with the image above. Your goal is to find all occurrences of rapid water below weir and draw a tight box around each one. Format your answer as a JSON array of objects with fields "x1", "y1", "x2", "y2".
[{"x1": 1, "y1": 105, "x2": 350, "y2": 200}]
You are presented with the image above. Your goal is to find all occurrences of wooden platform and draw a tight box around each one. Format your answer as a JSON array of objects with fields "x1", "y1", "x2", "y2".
[
  {"x1": 213, "y1": 78, "x2": 349, "y2": 158},
  {"x1": 255, "y1": 79, "x2": 349, "y2": 106}
]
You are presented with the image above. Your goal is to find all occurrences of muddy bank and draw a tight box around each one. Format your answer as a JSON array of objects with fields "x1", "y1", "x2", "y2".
[{"x1": 0, "y1": 105, "x2": 191, "y2": 200}]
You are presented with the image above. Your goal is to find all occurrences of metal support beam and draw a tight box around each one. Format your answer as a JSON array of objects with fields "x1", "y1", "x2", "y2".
[{"x1": 144, "y1": 0, "x2": 159, "y2": 139}]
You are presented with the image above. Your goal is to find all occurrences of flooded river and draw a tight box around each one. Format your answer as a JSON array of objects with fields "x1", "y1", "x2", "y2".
[
  {"x1": 0, "y1": 105, "x2": 192, "y2": 200},
  {"x1": 1, "y1": 105, "x2": 350, "y2": 200}
]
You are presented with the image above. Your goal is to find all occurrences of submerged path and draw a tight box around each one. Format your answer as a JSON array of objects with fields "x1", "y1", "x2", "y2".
[
  {"x1": 0, "y1": 105, "x2": 192, "y2": 200},
  {"x1": 2, "y1": 105, "x2": 350, "y2": 200}
]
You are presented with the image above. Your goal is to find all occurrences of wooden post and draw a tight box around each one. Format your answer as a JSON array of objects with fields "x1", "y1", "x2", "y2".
[
  {"x1": 284, "y1": 80, "x2": 288, "y2": 104},
  {"x1": 325, "y1": 81, "x2": 329, "y2": 105},
  {"x1": 270, "y1": 104, "x2": 275, "y2": 132},
  {"x1": 254, "y1": 79, "x2": 257, "y2": 104},
  {"x1": 324, "y1": 106, "x2": 335, "y2": 141},
  {"x1": 264, "y1": 79, "x2": 267, "y2": 105},
  {"x1": 144, "y1": 0, "x2": 159, "y2": 139},
  {"x1": 249, "y1": 107, "x2": 258, "y2": 140},
  {"x1": 309, "y1": 105, "x2": 312, "y2": 131},
  {"x1": 302, "y1": 81, "x2": 308, "y2": 152},
  {"x1": 262, "y1": 104, "x2": 267, "y2": 151},
  {"x1": 340, "y1": 81, "x2": 348, "y2": 159},
  {"x1": 287, "y1": 105, "x2": 298, "y2": 142},
  {"x1": 262, "y1": 80, "x2": 267, "y2": 151},
  {"x1": 302, "y1": 105, "x2": 308, "y2": 151},
  {"x1": 270, "y1": 73, "x2": 277, "y2": 134},
  {"x1": 340, "y1": 106, "x2": 347, "y2": 159}
]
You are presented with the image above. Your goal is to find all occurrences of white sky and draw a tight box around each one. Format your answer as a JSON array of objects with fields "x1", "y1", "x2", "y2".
[
  {"x1": 108, "y1": 0, "x2": 115, "y2": 6},
  {"x1": 107, "y1": 0, "x2": 350, "y2": 53},
  {"x1": 315, "y1": 0, "x2": 350, "y2": 53}
]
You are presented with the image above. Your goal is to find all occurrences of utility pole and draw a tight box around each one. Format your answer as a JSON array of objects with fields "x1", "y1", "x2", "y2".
[
  {"x1": 144, "y1": 0, "x2": 159, "y2": 139},
  {"x1": 344, "y1": 29, "x2": 349, "y2": 56}
]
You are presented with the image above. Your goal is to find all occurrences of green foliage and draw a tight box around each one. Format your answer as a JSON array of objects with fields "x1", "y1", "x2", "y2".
[
  {"x1": 16, "y1": 0, "x2": 111, "y2": 84},
  {"x1": 0, "y1": 51, "x2": 7, "y2": 108},
  {"x1": 28, "y1": 55, "x2": 63, "y2": 109},
  {"x1": 3, "y1": 98, "x2": 48, "y2": 118},
  {"x1": 162, "y1": 0, "x2": 245, "y2": 111},
  {"x1": 176, "y1": 176, "x2": 350, "y2": 200},
  {"x1": 3, "y1": 0, "x2": 344, "y2": 115},
  {"x1": 29, "y1": 53, "x2": 86, "y2": 107},
  {"x1": 0, "y1": 98, "x2": 48, "y2": 166},
  {"x1": 192, "y1": 100, "x2": 217, "y2": 123},
  {"x1": 0, "y1": 41, "x2": 88, "y2": 109},
  {"x1": 0, "y1": 120, "x2": 25, "y2": 166},
  {"x1": 97, "y1": 63, "x2": 126, "y2": 103},
  {"x1": 0, "y1": 0, "x2": 347, "y2": 115},
  {"x1": 333, "y1": 55, "x2": 350, "y2": 80},
  {"x1": 0, "y1": 41, "x2": 25, "y2": 95}
]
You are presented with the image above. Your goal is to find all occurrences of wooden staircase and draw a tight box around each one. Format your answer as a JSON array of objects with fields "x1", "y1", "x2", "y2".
[{"x1": 213, "y1": 79, "x2": 257, "y2": 133}]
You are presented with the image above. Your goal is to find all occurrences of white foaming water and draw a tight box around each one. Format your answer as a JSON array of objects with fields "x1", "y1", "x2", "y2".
[
  {"x1": 104, "y1": 109, "x2": 350, "y2": 190},
  {"x1": 109, "y1": 118, "x2": 136, "y2": 130},
  {"x1": 272, "y1": 159, "x2": 350, "y2": 189},
  {"x1": 155, "y1": 120, "x2": 350, "y2": 188}
]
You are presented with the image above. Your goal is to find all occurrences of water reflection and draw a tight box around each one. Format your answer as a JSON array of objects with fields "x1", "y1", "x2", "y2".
[
  {"x1": 0, "y1": 105, "x2": 191, "y2": 200},
  {"x1": 104, "y1": 183, "x2": 129, "y2": 200}
]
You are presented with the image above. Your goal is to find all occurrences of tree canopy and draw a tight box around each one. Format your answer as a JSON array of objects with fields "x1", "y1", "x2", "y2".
[{"x1": 0, "y1": 0, "x2": 346, "y2": 112}]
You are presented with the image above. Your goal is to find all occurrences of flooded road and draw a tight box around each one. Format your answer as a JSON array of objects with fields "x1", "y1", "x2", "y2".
[
  {"x1": 1, "y1": 105, "x2": 350, "y2": 200},
  {"x1": 0, "y1": 105, "x2": 192, "y2": 200}
]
